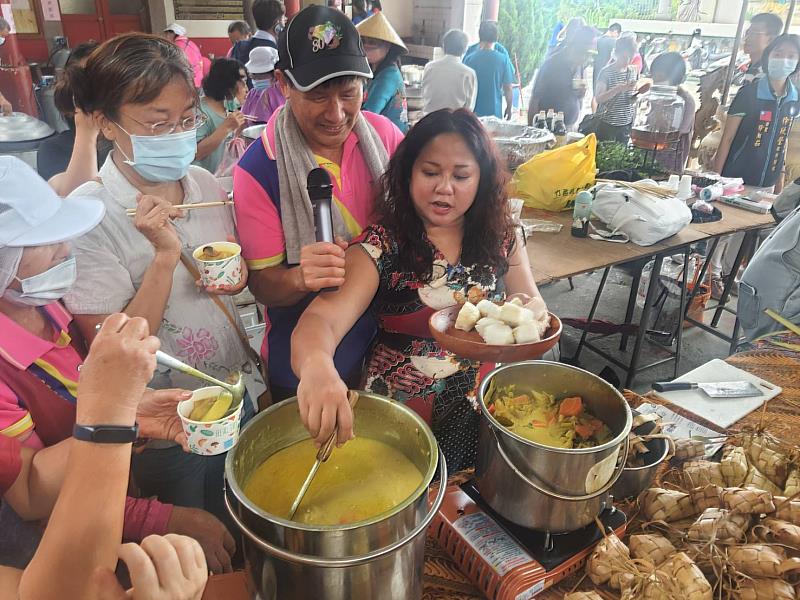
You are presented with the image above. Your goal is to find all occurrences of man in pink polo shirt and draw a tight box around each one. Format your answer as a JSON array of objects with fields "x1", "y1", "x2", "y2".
[{"x1": 234, "y1": 5, "x2": 403, "y2": 401}]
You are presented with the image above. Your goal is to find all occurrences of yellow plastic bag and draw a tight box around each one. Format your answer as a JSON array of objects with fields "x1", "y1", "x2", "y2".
[{"x1": 512, "y1": 134, "x2": 596, "y2": 212}]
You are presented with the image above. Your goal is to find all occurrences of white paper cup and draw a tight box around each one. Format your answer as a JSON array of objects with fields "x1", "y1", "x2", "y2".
[
  {"x1": 178, "y1": 386, "x2": 243, "y2": 456},
  {"x1": 192, "y1": 242, "x2": 243, "y2": 289}
]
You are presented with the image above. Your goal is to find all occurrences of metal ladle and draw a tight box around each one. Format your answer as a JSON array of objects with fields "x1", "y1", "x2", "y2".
[
  {"x1": 155, "y1": 350, "x2": 246, "y2": 405},
  {"x1": 288, "y1": 390, "x2": 359, "y2": 520}
]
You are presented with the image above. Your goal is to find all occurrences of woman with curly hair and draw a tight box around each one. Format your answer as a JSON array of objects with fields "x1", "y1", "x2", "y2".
[{"x1": 291, "y1": 109, "x2": 541, "y2": 471}]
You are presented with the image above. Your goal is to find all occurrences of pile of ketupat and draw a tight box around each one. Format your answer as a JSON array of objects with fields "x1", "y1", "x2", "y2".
[{"x1": 583, "y1": 432, "x2": 800, "y2": 599}]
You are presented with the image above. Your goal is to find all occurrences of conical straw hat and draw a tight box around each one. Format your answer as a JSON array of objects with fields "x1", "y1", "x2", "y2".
[{"x1": 356, "y1": 12, "x2": 407, "y2": 53}]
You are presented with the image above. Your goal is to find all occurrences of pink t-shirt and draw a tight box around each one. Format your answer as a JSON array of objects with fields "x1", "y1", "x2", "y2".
[
  {"x1": 0, "y1": 302, "x2": 80, "y2": 446},
  {"x1": 631, "y1": 53, "x2": 643, "y2": 74},
  {"x1": 232, "y1": 109, "x2": 403, "y2": 386},
  {"x1": 0, "y1": 303, "x2": 172, "y2": 540},
  {"x1": 176, "y1": 35, "x2": 205, "y2": 88},
  {"x1": 0, "y1": 433, "x2": 22, "y2": 495},
  {"x1": 233, "y1": 109, "x2": 404, "y2": 270}
]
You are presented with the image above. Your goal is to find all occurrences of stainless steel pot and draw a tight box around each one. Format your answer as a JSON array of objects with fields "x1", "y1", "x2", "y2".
[
  {"x1": 0, "y1": 112, "x2": 54, "y2": 143},
  {"x1": 225, "y1": 392, "x2": 446, "y2": 600},
  {"x1": 611, "y1": 422, "x2": 672, "y2": 500},
  {"x1": 475, "y1": 361, "x2": 632, "y2": 533}
]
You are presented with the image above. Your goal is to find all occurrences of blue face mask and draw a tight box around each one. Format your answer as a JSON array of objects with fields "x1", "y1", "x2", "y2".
[
  {"x1": 115, "y1": 124, "x2": 197, "y2": 183},
  {"x1": 768, "y1": 57, "x2": 798, "y2": 80},
  {"x1": 252, "y1": 78, "x2": 272, "y2": 91}
]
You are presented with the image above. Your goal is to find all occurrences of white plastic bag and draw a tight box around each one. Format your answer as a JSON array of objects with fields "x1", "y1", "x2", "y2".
[
  {"x1": 590, "y1": 180, "x2": 692, "y2": 246},
  {"x1": 214, "y1": 135, "x2": 247, "y2": 179},
  {"x1": 636, "y1": 254, "x2": 701, "y2": 309}
]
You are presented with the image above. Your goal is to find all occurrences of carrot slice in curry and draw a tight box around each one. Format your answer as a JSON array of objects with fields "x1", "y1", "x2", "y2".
[{"x1": 558, "y1": 396, "x2": 584, "y2": 417}]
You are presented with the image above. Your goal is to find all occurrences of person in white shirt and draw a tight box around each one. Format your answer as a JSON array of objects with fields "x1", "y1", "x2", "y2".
[{"x1": 421, "y1": 29, "x2": 477, "y2": 116}]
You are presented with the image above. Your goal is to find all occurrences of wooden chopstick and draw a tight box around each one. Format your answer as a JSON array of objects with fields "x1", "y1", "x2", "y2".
[
  {"x1": 595, "y1": 179, "x2": 675, "y2": 199},
  {"x1": 125, "y1": 200, "x2": 233, "y2": 216}
]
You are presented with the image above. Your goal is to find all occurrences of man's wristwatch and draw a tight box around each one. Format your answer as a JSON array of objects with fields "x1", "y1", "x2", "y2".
[{"x1": 73, "y1": 423, "x2": 140, "y2": 444}]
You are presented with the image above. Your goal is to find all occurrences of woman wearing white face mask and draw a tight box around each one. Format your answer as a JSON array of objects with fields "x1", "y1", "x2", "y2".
[
  {"x1": 0, "y1": 156, "x2": 227, "y2": 573},
  {"x1": 57, "y1": 33, "x2": 260, "y2": 565},
  {"x1": 0, "y1": 155, "x2": 104, "y2": 452},
  {"x1": 714, "y1": 34, "x2": 800, "y2": 189}
]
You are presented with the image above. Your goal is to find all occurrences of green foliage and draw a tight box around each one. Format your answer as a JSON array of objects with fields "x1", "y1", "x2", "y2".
[
  {"x1": 498, "y1": 0, "x2": 557, "y2": 86},
  {"x1": 595, "y1": 141, "x2": 668, "y2": 180},
  {"x1": 498, "y1": 0, "x2": 666, "y2": 86},
  {"x1": 557, "y1": 0, "x2": 652, "y2": 26}
]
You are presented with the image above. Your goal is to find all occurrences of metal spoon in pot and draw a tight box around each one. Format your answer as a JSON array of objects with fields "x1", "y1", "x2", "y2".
[{"x1": 288, "y1": 390, "x2": 360, "y2": 521}]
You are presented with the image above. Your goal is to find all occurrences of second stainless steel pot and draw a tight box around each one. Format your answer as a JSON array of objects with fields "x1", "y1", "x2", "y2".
[{"x1": 475, "y1": 361, "x2": 632, "y2": 532}]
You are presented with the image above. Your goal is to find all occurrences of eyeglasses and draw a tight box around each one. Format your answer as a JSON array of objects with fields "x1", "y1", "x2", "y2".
[
  {"x1": 120, "y1": 112, "x2": 208, "y2": 136},
  {"x1": 744, "y1": 29, "x2": 770, "y2": 38}
]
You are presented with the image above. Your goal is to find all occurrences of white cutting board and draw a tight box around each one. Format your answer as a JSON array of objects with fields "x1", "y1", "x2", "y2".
[{"x1": 653, "y1": 359, "x2": 781, "y2": 429}]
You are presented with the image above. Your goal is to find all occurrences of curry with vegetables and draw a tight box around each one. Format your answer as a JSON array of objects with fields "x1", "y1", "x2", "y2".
[{"x1": 487, "y1": 387, "x2": 613, "y2": 449}]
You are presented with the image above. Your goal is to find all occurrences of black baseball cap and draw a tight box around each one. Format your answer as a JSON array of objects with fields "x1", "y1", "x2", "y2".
[{"x1": 277, "y1": 5, "x2": 372, "y2": 92}]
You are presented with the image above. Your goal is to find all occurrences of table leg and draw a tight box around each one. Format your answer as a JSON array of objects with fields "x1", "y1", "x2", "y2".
[
  {"x1": 684, "y1": 237, "x2": 719, "y2": 320},
  {"x1": 619, "y1": 272, "x2": 641, "y2": 352},
  {"x1": 626, "y1": 255, "x2": 663, "y2": 389},
  {"x1": 674, "y1": 246, "x2": 691, "y2": 378},
  {"x1": 729, "y1": 316, "x2": 743, "y2": 355},
  {"x1": 572, "y1": 267, "x2": 610, "y2": 364},
  {"x1": 711, "y1": 231, "x2": 756, "y2": 328}
]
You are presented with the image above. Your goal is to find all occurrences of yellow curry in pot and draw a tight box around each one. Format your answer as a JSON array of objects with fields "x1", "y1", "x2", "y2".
[
  {"x1": 487, "y1": 386, "x2": 613, "y2": 449},
  {"x1": 243, "y1": 437, "x2": 424, "y2": 525}
]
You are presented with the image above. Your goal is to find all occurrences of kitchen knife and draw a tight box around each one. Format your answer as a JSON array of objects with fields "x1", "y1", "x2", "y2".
[{"x1": 652, "y1": 381, "x2": 764, "y2": 398}]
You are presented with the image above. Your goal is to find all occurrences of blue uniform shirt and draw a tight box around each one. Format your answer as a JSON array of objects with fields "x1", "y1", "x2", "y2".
[
  {"x1": 723, "y1": 77, "x2": 800, "y2": 188},
  {"x1": 463, "y1": 48, "x2": 515, "y2": 118}
]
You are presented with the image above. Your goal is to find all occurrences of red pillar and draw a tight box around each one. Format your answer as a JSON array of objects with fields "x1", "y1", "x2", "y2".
[
  {"x1": 285, "y1": 0, "x2": 301, "y2": 19},
  {"x1": 0, "y1": 2, "x2": 38, "y2": 117},
  {"x1": 483, "y1": 0, "x2": 500, "y2": 21}
]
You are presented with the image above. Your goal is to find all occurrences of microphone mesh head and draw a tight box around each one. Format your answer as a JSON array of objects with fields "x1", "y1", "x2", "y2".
[{"x1": 307, "y1": 167, "x2": 332, "y2": 189}]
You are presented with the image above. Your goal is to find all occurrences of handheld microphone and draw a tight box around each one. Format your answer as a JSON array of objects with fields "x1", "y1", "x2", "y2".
[{"x1": 307, "y1": 167, "x2": 338, "y2": 292}]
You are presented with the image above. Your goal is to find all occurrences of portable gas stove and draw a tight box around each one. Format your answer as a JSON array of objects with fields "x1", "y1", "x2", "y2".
[{"x1": 430, "y1": 480, "x2": 627, "y2": 599}]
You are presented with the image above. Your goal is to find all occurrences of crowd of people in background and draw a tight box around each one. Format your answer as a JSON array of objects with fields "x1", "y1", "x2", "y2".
[
  {"x1": 6, "y1": 3, "x2": 799, "y2": 190},
  {"x1": 2, "y1": 3, "x2": 800, "y2": 598}
]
